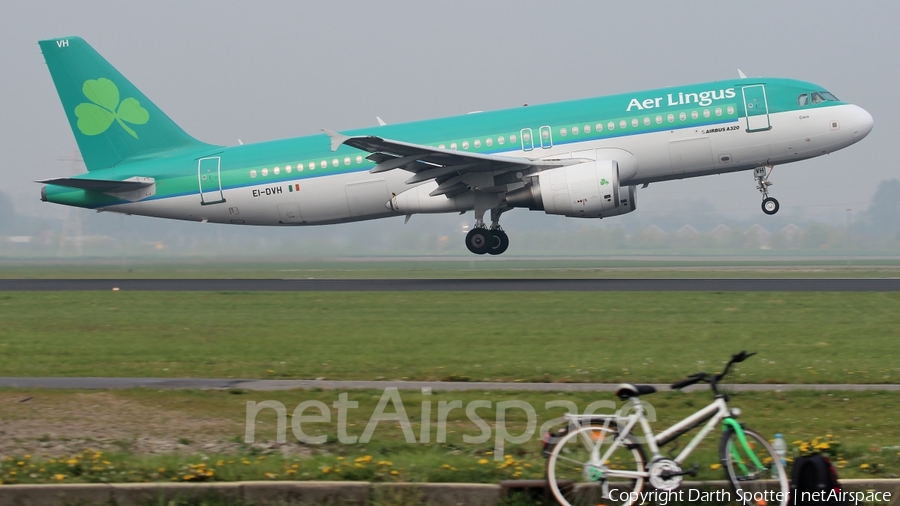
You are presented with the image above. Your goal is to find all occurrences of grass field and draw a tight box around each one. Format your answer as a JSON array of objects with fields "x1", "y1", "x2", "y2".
[
  {"x1": 0, "y1": 291, "x2": 897, "y2": 383},
  {"x1": 0, "y1": 387, "x2": 897, "y2": 485},
  {"x1": 1, "y1": 258, "x2": 899, "y2": 279}
]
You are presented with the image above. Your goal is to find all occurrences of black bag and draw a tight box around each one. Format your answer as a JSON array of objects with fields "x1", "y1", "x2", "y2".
[{"x1": 790, "y1": 453, "x2": 847, "y2": 506}]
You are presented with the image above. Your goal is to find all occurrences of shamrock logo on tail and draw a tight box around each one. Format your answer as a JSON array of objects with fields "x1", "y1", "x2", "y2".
[
  {"x1": 74, "y1": 78, "x2": 149, "y2": 139},
  {"x1": 599, "y1": 178, "x2": 610, "y2": 186}
]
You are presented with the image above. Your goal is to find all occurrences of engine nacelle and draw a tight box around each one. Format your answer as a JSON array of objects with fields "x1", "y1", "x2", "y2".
[{"x1": 506, "y1": 159, "x2": 636, "y2": 218}]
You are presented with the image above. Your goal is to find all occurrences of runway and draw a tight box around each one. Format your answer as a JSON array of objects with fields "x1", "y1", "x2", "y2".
[
  {"x1": 0, "y1": 377, "x2": 897, "y2": 392},
  {"x1": 0, "y1": 278, "x2": 898, "y2": 291}
]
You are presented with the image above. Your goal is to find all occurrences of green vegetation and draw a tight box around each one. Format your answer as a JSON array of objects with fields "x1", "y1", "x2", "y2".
[
  {"x1": 0, "y1": 291, "x2": 896, "y2": 383},
  {"x1": 0, "y1": 388, "x2": 898, "y2": 485}
]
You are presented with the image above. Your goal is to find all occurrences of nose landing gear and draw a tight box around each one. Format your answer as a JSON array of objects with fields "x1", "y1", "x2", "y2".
[{"x1": 754, "y1": 165, "x2": 779, "y2": 215}]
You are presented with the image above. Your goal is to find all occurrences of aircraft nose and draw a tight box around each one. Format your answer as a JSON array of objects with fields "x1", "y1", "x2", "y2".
[{"x1": 850, "y1": 104, "x2": 874, "y2": 138}]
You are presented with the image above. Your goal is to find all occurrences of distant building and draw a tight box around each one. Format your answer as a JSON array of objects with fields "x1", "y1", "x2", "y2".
[
  {"x1": 674, "y1": 225, "x2": 701, "y2": 238},
  {"x1": 708, "y1": 224, "x2": 731, "y2": 238},
  {"x1": 744, "y1": 224, "x2": 772, "y2": 247}
]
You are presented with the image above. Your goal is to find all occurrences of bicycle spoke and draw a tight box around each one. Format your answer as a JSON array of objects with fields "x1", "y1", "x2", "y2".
[{"x1": 555, "y1": 454, "x2": 588, "y2": 468}]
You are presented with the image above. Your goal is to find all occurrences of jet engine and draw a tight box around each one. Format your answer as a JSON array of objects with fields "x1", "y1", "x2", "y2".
[{"x1": 506, "y1": 159, "x2": 636, "y2": 218}]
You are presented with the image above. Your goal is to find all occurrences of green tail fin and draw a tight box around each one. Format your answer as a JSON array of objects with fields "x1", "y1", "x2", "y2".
[{"x1": 39, "y1": 36, "x2": 218, "y2": 171}]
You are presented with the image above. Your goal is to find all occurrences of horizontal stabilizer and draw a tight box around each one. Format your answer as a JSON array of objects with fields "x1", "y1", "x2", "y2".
[
  {"x1": 37, "y1": 177, "x2": 154, "y2": 192},
  {"x1": 38, "y1": 176, "x2": 156, "y2": 202}
]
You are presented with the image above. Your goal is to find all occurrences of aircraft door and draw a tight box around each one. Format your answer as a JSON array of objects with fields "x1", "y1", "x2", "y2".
[
  {"x1": 520, "y1": 128, "x2": 534, "y2": 151},
  {"x1": 198, "y1": 156, "x2": 225, "y2": 205},
  {"x1": 742, "y1": 85, "x2": 771, "y2": 132},
  {"x1": 539, "y1": 126, "x2": 553, "y2": 149}
]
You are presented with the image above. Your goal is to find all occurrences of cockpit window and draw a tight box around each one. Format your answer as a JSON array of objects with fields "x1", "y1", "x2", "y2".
[
  {"x1": 822, "y1": 92, "x2": 839, "y2": 101},
  {"x1": 811, "y1": 92, "x2": 827, "y2": 104},
  {"x1": 797, "y1": 94, "x2": 809, "y2": 106}
]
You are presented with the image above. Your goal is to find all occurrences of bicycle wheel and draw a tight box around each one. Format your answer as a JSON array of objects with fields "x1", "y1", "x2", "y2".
[
  {"x1": 547, "y1": 425, "x2": 646, "y2": 506},
  {"x1": 719, "y1": 427, "x2": 789, "y2": 506}
]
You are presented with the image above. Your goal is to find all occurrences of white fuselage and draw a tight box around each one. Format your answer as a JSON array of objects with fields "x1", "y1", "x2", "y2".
[{"x1": 108, "y1": 104, "x2": 873, "y2": 226}]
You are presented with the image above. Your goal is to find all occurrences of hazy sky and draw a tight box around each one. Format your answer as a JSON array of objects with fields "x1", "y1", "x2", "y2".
[{"x1": 1, "y1": 1, "x2": 897, "y2": 228}]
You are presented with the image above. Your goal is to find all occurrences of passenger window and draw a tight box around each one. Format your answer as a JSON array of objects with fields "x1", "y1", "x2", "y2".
[
  {"x1": 811, "y1": 92, "x2": 826, "y2": 104},
  {"x1": 797, "y1": 94, "x2": 809, "y2": 106}
]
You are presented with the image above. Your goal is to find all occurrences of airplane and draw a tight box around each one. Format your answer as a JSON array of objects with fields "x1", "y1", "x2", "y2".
[{"x1": 38, "y1": 37, "x2": 873, "y2": 255}]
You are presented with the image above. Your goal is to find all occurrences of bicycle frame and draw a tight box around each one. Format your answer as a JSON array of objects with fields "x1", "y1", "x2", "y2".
[{"x1": 566, "y1": 396, "x2": 740, "y2": 479}]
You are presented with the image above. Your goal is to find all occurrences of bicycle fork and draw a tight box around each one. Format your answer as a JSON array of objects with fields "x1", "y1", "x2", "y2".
[{"x1": 723, "y1": 418, "x2": 766, "y2": 476}]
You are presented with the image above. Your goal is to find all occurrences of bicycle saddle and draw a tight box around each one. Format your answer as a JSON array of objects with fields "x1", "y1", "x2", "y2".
[{"x1": 615, "y1": 383, "x2": 657, "y2": 400}]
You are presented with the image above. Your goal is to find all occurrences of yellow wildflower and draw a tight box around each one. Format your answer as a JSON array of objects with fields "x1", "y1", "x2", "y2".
[
  {"x1": 265, "y1": 472, "x2": 278, "y2": 479},
  {"x1": 710, "y1": 463, "x2": 722, "y2": 470},
  {"x1": 322, "y1": 466, "x2": 332, "y2": 474},
  {"x1": 478, "y1": 459, "x2": 489, "y2": 465},
  {"x1": 390, "y1": 470, "x2": 399, "y2": 476},
  {"x1": 860, "y1": 464, "x2": 869, "y2": 469},
  {"x1": 54, "y1": 474, "x2": 65, "y2": 481}
]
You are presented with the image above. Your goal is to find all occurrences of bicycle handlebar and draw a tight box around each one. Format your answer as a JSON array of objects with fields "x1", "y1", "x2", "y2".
[
  {"x1": 670, "y1": 372, "x2": 705, "y2": 390},
  {"x1": 671, "y1": 351, "x2": 757, "y2": 393}
]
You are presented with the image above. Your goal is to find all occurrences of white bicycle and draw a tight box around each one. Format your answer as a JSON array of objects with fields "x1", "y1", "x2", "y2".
[{"x1": 545, "y1": 351, "x2": 789, "y2": 506}]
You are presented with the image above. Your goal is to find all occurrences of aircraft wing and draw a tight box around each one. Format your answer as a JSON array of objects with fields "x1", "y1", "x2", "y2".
[{"x1": 323, "y1": 130, "x2": 582, "y2": 197}]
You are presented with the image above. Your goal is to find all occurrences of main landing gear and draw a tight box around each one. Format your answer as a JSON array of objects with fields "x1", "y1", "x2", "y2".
[
  {"x1": 465, "y1": 208, "x2": 510, "y2": 255},
  {"x1": 754, "y1": 165, "x2": 780, "y2": 215}
]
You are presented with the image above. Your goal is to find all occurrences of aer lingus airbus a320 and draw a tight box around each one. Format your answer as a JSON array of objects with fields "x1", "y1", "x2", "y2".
[{"x1": 38, "y1": 37, "x2": 873, "y2": 255}]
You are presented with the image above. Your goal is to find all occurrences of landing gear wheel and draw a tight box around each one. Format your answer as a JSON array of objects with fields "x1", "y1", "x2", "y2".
[
  {"x1": 487, "y1": 229, "x2": 509, "y2": 256},
  {"x1": 465, "y1": 228, "x2": 492, "y2": 255},
  {"x1": 761, "y1": 197, "x2": 780, "y2": 215}
]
